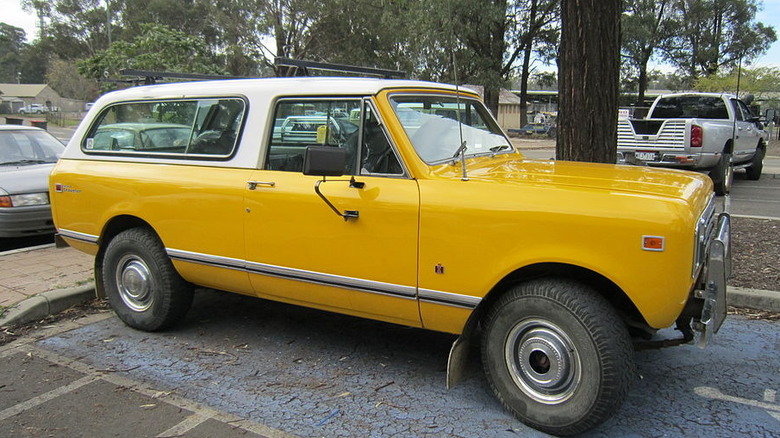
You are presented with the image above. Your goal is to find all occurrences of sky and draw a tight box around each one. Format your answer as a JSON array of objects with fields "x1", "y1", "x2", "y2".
[{"x1": 1, "y1": 0, "x2": 778, "y2": 69}]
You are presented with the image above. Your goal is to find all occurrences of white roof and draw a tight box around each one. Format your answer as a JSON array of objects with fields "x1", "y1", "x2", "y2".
[
  {"x1": 656, "y1": 92, "x2": 736, "y2": 99},
  {"x1": 95, "y1": 77, "x2": 469, "y2": 105},
  {"x1": 0, "y1": 124, "x2": 44, "y2": 132}
]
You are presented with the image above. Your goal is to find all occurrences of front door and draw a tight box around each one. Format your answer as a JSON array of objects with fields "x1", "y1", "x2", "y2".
[
  {"x1": 244, "y1": 98, "x2": 421, "y2": 327},
  {"x1": 731, "y1": 98, "x2": 759, "y2": 162}
]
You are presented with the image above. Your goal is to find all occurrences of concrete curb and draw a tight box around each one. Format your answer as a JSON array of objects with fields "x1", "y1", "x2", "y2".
[
  {"x1": 728, "y1": 286, "x2": 780, "y2": 313},
  {"x1": 0, "y1": 285, "x2": 96, "y2": 328}
]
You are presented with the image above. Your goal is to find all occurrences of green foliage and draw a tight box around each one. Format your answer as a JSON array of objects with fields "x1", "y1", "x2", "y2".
[
  {"x1": 663, "y1": 0, "x2": 776, "y2": 79},
  {"x1": 694, "y1": 66, "x2": 780, "y2": 98},
  {"x1": 621, "y1": 0, "x2": 674, "y2": 101},
  {"x1": 78, "y1": 23, "x2": 226, "y2": 81},
  {"x1": 46, "y1": 58, "x2": 99, "y2": 100},
  {"x1": 0, "y1": 23, "x2": 27, "y2": 82}
]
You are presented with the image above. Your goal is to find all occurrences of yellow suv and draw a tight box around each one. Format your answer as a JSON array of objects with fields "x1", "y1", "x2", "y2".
[{"x1": 50, "y1": 77, "x2": 730, "y2": 436}]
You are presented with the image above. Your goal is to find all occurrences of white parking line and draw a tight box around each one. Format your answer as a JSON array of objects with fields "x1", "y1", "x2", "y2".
[
  {"x1": 0, "y1": 375, "x2": 98, "y2": 422},
  {"x1": 695, "y1": 386, "x2": 780, "y2": 423},
  {"x1": 156, "y1": 413, "x2": 212, "y2": 437}
]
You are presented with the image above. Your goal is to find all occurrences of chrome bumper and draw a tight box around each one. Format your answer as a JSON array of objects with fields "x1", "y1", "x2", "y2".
[{"x1": 695, "y1": 213, "x2": 731, "y2": 347}]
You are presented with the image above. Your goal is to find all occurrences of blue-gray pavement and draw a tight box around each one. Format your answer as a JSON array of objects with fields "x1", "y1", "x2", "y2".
[{"x1": 36, "y1": 289, "x2": 780, "y2": 438}]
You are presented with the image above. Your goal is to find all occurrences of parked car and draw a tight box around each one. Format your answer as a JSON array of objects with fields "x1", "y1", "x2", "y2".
[
  {"x1": 88, "y1": 123, "x2": 193, "y2": 153},
  {"x1": 0, "y1": 125, "x2": 64, "y2": 238},
  {"x1": 18, "y1": 104, "x2": 49, "y2": 115},
  {"x1": 508, "y1": 123, "x2": 557, "y2": 138},
  {"x1": 617, "y1": 92, "x2": 766, "y2": 195},
  {"x1": 51, "y1": 77, "x2": 729, "y2": 436}
]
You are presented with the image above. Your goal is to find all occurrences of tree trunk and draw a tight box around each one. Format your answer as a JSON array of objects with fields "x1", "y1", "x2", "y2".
[
  {"x1": 519, "y1": 42, "x2": 533, "y2": 127},
  {"x1": 484, "y1": 86, "x2": 500, "y2": 117},
  {"x1": 636, "y1": 61, "x2": 648, "y2": 106},
  {"x1": 556, "y1": 0, "x2": 621, "y2": 163}
]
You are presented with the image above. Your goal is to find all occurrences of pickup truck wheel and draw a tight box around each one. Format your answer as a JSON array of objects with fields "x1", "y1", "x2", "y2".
[
  {"x1": 102, "y1": 228, "x2": 193, "y2": 331},
  {"x1": 745, "y1": 147, "x2": 764, "y2": 181},
  {"x1": 481, "y1": 279, "x2": 634, "y2": 436},
  {"x1": 709, "y1": 153, "x2": 733, "y2": 196}
]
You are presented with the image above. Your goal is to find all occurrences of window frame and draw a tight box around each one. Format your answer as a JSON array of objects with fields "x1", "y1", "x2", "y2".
[
  {"x1": 264, "y1": 96, "x2": 409, "y2": 178},
  {"x1": 358, "y1": 98, "x2": 408, "y2": 178},
  {"x1": 387, "y1": 92, "x2": 512, "y2": 165},
  {"x1": 81, "y1": 96, "x2": 248, "y2": 161}
]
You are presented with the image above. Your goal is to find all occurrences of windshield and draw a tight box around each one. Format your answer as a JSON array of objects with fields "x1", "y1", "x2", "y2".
[
  {"x1": 0, "y1": 130, "x2": 64, "y2": 165},
  {"x1": 390, "y1": 94, "x2": 511, "y2": 164}
]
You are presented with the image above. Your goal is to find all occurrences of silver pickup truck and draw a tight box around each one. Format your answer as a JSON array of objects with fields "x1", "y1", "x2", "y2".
[{"x1": 617, "y1": 92, "x2": 767, "y2": 195}]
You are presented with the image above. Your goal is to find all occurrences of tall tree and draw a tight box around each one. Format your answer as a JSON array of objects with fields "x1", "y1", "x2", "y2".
[
  {"x1": 663, "y1": 0, "x2": 776, "y2": 79},
  {"x1": 46, "y1": 58, "x2": 99, "y2": 100},
  {"x1": 0, "y1": 23, "x2": 27, "y2": 83},
  {"x1": 557, "y1": 0, "x2": 622, "y2": 163},
  {"x1": 621, "y1": 0, "x2": 673, "y2": 105},
  {"x1": 507, "y1": 0, "x2": 559, "y2": 126},
  {"x1": 78, "y1": 23, "x2": 225, "y2": 82}
]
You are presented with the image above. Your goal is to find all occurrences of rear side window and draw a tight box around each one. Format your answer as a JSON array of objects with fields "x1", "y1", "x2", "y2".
[{"x1": 83, "y1": 98, "x2": 245, "y2": 158}]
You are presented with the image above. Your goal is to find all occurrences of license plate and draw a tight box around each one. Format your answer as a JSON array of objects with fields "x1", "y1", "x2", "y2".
[{"x1": 635, "y1": 151, "x2": 656, "y2": 161}]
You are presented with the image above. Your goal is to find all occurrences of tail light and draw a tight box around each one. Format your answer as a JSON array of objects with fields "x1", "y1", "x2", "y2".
[{"x1": 690, "y1": 125, "x2": 703, "y2": 148}]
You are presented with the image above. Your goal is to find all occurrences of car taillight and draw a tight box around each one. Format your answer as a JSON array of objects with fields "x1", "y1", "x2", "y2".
[{"x1": 691, "y1": 125, "x2": 703, "y2": 148}]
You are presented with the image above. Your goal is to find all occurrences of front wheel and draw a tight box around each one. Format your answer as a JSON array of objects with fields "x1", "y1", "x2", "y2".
[
  {"x1": 481, "y1": 279, "x2": 634, "y2": 436},
  {"x1": 102, "y1": 228, "x2": 193, "y2": 331},
  {"x1": 709, "y1": 152, "x2": 733, "y2": 196}
]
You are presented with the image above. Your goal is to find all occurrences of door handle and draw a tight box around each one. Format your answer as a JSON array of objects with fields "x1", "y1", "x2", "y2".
[{"x1": 247, "y1": 181, "x2": 275, "y2": 190}]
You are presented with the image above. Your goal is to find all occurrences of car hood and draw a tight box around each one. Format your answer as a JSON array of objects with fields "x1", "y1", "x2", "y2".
[
  {"x1": 430, "y1": 155, "x2": 712, "y2": 206},
  {"x1": 0, "y1": 163, "x2": 55, "y2": 194}
]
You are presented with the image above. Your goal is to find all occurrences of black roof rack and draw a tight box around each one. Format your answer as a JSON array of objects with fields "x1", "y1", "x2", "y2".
[{"x1": 274, "y1": 57, "x2": 406, "y2": 79}]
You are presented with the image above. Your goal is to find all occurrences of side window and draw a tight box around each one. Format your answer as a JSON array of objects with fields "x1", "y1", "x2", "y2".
[
  {"x1": 736, "y1": 100, "x2": 754, "y2": 121},
  {"x1": 360, "y1": 105, "x2": 403, "y2": 175},
  {"x1": 730, "y1": 99, "x2": 745, "y2": 121},
  {"x1": 83, "y1": 98, "x2": 245, "y2": 158},
  {"x1": 266, "y1": 99, "x2": 361, "y2": 173}
]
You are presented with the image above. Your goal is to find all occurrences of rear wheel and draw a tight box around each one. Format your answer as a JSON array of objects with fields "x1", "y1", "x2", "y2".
[
  {"x1": 102, "y1": 228, "x2": 193, "y2": 331},
  {"x1": 709, "y1": 152, "x2": 733, "y2": 196},
  {"x1": 481, "y1": 279, "x2": 634, "y2": 436},
  {"x1": 745, "y1": 146, "x2": 764, "y2": 181}
]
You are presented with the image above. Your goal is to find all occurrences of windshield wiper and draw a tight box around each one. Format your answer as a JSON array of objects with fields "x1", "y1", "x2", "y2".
[
  {"x1": 452, "y1": 140, "x2": 468, "y2": 160},
  {"x1": 489, "y1": 145, "x2": 511, "y2": 153},
  {"x1": 451, "y1": 140, "x2": 469, "y2": 181},
  {"x1": 0, "y1": 159, "x2": 50, "y2": 166}
]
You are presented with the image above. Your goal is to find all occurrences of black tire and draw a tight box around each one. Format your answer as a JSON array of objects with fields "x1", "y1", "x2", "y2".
[
  {"x1": 709, "y1": 152, "x2": 733, "y2": 196},
  {"x1": 102, "y1": 228, "x2": 193, "y2": 331},
  {"x1": 481, "y1": 279, "x2": 634, "y2": 436},
  {"x1": 745, "y1": 146, "x2": 764, "y2": 181}
]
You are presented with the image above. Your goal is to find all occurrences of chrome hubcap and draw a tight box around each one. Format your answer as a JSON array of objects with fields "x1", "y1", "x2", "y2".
[
  {"x1": 505, "y1": 319, "x2": 581, "y2": 404},
  {"x1": 115, "y1": 255, "x2": 153, "y2": 312}
]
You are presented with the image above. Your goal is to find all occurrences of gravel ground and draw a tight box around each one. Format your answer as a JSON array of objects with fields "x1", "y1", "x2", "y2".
[
  {"x1": 730, "y1": 216, "x2": 780, "y2": 292},
  {"x1": 767, "y1": 138, "x2": 780, "y2": 156}
]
